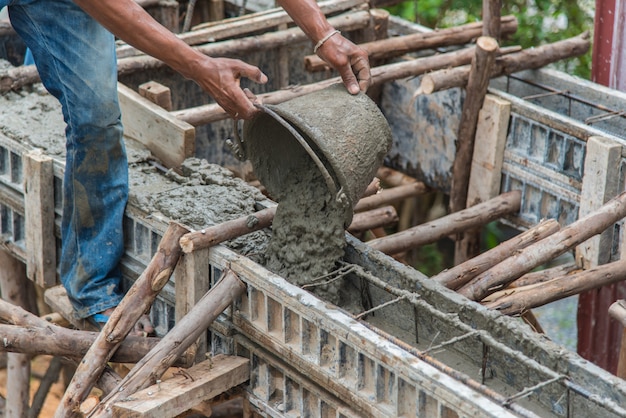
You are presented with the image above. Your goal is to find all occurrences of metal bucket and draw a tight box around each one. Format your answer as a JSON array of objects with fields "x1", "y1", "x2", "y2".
[{"x1": 241, "y1": 84, "x2": 392, "y2": 226}]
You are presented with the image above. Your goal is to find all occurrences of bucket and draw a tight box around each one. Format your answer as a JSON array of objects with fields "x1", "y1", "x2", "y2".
[{"x1": 241, "y1": 84, "x2": 392, "y2": 226}]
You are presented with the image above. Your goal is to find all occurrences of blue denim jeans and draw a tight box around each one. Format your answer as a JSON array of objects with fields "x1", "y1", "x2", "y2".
[{"x1": 7, "y1": 0, "x2": 127, "y2": 318}]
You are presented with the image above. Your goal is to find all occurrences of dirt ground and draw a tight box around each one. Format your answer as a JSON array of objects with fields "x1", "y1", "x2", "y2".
[{"x1": 0, "y1": 355, "x2": 64, "y2": 417}]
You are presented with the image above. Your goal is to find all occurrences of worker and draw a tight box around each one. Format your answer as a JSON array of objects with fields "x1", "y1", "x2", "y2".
[{"x1": 3, "y1": 0, "x2": 370, "y2": 335}]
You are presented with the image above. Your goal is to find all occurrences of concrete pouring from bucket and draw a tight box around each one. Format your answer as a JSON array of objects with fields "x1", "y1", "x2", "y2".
[{"x1": 242, "y1": 84, "x2": 392, "y2": 303}]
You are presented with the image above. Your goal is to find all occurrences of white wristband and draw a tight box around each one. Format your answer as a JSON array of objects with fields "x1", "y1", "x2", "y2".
[{"x1": 313, "y1": 30, "x2": 340, "y2": 54}]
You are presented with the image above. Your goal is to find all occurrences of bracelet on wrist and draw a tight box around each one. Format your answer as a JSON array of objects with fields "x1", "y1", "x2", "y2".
[{"x1": 313, "y1": 30, "x2": 341, "y2": 54}]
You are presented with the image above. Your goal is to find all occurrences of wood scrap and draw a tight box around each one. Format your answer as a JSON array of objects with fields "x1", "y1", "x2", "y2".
[
  {"x1": 417, "y1": 31, "x2": 591, "y2": 95},
  {"x1": 485, "y1": 259, "x2": 626, "y2": 315},
  {"x1": 54, "y1": 222, "x2": 189, "y2": 417},
  {"x1": 367, "y1": 190, "x2": 521, "y2": 255},
  {"x1": 90, "y1": 269, "x2": 247, "y2": 417},
  {"x1": 433, "y1": 218, "x2": 560, "y2": 290},
  {"x1": 304, "y1": 15, "x2": 517, "y2": 72},
  {"x1": 458, "y1": 191, "x2": 626, "y2": 301}
]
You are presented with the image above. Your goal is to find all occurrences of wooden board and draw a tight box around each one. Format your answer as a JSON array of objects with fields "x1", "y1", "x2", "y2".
[
  {"x1": 576, "y1": 135, "x2": 623, "y2": 268},
  {"x1": 23, "y1": 150, "x2": 56, "y2": 288},
  {"x1": 118, "y1": 83, "x2": 195, "y2": 170},
  {"x1": 467, "y1": 94, "x2": 511, "y2": 205},
  {"x1": 112, "y1": 355, "x2": 249, "y2": 418}
]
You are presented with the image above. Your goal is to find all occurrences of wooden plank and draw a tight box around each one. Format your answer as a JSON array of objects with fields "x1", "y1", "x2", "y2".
[
  {"x1": 118, "y1": 83, "x2": 195, "y2": 170},
  {"x1": 576, "y1": 136, "x2": 623, "y2": 268},
  {"x1": 23, "y1": 149, "x2": 56, "y2": 288},
  {"x1": 111, "y1": 355, "x2": 249, "y2": 418},
  {"x1": 175, "y1": 248, "x2": 211, "y2": 364},
  {"x1": 467, "y1": 94, "x2": 511, "y2": 205}
]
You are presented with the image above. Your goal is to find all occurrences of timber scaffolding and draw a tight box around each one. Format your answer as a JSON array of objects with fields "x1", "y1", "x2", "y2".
[{"x1": 2, "y1": 0, "x2": 626, "y2": 417}]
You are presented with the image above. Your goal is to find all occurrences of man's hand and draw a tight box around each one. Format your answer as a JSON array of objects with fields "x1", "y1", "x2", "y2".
[
  {"x1": 315, "y1": 32, "x2": 370, "y2": 94},
  {"x1": 192, "y1": 56, "x2": 268, "y2": 119}
]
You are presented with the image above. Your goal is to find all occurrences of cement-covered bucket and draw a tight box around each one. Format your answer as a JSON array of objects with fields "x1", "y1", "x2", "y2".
[{"x1": 242, "y1": 83, "x2": 392, "y2": 226}]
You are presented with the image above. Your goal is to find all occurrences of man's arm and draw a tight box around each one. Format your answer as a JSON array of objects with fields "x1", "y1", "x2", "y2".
[
  {"x1": 73, "y1": 0, "x2": 370, "y2": 118},
  {"x1": 277, "y1": 0, "x2": 370, "y2": 94}
]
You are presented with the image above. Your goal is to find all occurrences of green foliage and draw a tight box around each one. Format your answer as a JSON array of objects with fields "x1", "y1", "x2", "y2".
[{"x1": 386, "y1": 0, "x2": 594, "y2": 78}]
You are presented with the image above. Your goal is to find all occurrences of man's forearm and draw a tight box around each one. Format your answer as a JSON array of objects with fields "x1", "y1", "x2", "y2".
[
  {"x1": 277, "y1": 0, "x2": 335, "y2": 44},
  {"x1": 72, "y1": 0, "x2": 203, "y2": 78}
]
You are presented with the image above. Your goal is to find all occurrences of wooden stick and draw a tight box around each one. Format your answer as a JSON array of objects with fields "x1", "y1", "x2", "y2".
[
  {"x1": 54, "y1": 221, "x2": 189, "y2": 418},
  {"x1": 27, "y1": 357, "x2": 62, "y2": 418},
  {"x1": 90, "y1": 269, "x2": 246, "y2": 417},
  {"x1": 417, "y1": 31, "x2": 590, "y2": 95},
  {"x1": 304, "y1": 15, "x2": 517, "y2": 72},
  {"x1": 485, "y1": 259, "x2": 626, "y2": 315},
  {"x1": 354, "y1": 182, "x2": 430, "y2": 212},
  {"x1": 450, "y1": 36, "x2": 499, "y2": 266},
  {"x1": 458, "y1": 191, "x2": 626, "y2": 301},
  {"x1": 179, "y1": 206, "x2": 276, "y2": 253},
  {"x1": 506, "y1": 262, "x2": 580, "y2": 289},
  {"x1": 367, "y1": 190, "x2": 521, "y2": 255},
  {"x1": 348, "y1": 205, "x2": 398, "y2": 234},
  {"x1": 609, "y1": 300, "x2": 626, "y2": 379},
  {"x1": 433, "y1": 218, "x2": 560, "y2": 290},
  {"x1": 361, "y1": 177, "x2": 381, "y2": 198}
]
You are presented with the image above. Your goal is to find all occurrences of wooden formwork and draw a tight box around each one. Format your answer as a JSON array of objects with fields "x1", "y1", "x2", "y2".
[{"x1": 2, "y1": 1, "x2": 626, "y2": 416}]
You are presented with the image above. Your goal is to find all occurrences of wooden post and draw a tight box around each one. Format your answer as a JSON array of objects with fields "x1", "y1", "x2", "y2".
[
  {"x1": 23, "y1": 149, "x2": 56, "y2": 288},
  {"x1": 175, "y1": 248, "x2": 211, "y2": 364},
  {"x1": 482, "y1": 0, "x2": 502, "y2": 39},
  {"x1": 450, "y1": 36, "x2": 499, "y2": 265},
  {"x1": 0, "y1": 250, "x2": 32, "y2": 418},
  {"x1": 90, "y1": 269, "x2": 247, "y2": 417},
  {"x1": 54, "y1": 221, "x2": 189, "y2": 418}
]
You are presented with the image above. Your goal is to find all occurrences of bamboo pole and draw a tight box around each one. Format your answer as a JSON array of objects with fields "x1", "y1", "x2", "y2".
[
  {"x1": 450, "y1": 36, "x2": 499, "y2": 265},
  {"x1": 367, "y1": 190, "x2": 521, "y2": 255},
  {"x1": 433, "y1": 218, "x2": 560, "y2": 290},
  {"x1": 417, "y1": 31, "x2": 590, "y2": 95},
  {"x1": 458, "y1": 191, "x2": 626, "y2": 301},
  {"x1": 89, "y1": 269, "x2": 246, "y2": 417},
  {"x1": 304, "y1": 15, "x2": 517, "y2": 72},
  {"x1": 485, "y1": 259, "x2": 626, "y2": 315},
  {"x1": 54, "y1": 221, "x2": 189, "y2": 418}
]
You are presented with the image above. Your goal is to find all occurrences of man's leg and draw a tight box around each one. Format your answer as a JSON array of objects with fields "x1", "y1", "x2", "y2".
[{"x1": 9, "y1": 0, "x2": 128, "y2": 319}]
